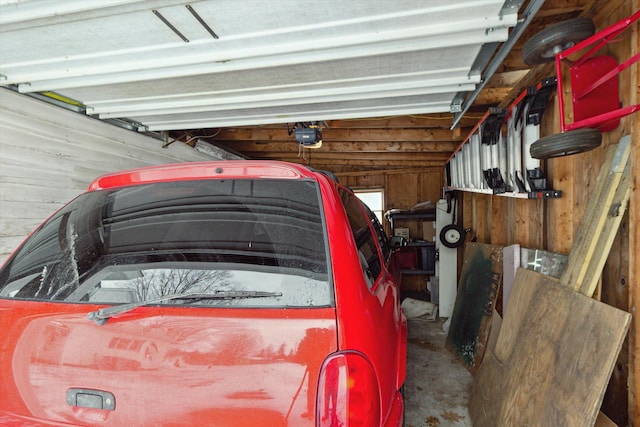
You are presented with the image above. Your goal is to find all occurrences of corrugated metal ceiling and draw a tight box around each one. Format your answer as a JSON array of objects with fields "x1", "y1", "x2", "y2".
[{"x1": 0, "y1": 0, "x2": 525, "y2": 131}]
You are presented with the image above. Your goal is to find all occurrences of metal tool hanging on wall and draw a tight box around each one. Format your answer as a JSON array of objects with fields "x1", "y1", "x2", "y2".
[{"x1": 445, "y1": 79, "x2": 562, "y2": 199}]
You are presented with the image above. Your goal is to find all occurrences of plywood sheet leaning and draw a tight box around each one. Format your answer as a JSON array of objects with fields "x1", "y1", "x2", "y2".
[
  {"x1": 445, "y1": 242, "x2": 502, "y2": 373},
  {"x1": 469, "y1": 269, "x2": 631, "y2": 427}
]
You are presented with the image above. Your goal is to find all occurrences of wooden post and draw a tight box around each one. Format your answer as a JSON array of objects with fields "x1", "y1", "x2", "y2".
[{"x1": 629, "y1": 0, "x2": 639, "y2": 418}]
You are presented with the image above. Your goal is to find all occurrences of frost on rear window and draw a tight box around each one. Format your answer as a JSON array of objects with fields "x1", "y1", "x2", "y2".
[
  {"x1": 76, "y1": 267, "x2": 331, "y2": 307},
  {"x1": 0, "y1": 179, "x2": 333, "y2": 307}
]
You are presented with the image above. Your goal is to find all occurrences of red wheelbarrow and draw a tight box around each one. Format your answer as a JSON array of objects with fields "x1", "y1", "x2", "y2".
[{"x1": 523, "y1": 10, "x2": 640, "y2": 159}]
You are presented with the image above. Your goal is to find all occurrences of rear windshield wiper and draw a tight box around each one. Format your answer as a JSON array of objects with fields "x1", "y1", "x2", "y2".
[{"x1": 87, "y1": 291, "x2": 282, "y2": 325}]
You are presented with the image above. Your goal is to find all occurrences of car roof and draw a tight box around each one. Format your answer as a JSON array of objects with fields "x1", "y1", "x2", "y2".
[{"x1": 88, "y1": 160, "x2": 327, "y2": 191}]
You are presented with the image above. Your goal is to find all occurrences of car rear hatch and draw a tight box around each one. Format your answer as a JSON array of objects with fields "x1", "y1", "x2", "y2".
[
  {"x1": 0, "y1": 173, "x2": 337, "y2": 426},
  {"x1": 0, "y1": 302, "x2": 337, "y2": 426}
]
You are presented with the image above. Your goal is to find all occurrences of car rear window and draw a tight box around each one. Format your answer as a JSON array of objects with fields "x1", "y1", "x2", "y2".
[{"x1": 0, "y1": 179, "x2": 332, "y2": 307}]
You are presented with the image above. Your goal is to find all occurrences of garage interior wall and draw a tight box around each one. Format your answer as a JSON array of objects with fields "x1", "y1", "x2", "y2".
[
  {"x1": 0, "y1": 88, "x2": 220, "y2": 261},
  {"x1": 338, "y1": 168, "x2": 444, "y2": 291},
  {"x1": 455, "y1": 1, "x2": 638, "y2": 423}
]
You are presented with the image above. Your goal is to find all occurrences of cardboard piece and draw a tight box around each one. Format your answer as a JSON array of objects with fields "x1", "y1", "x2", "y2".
[{"x1": 469, "y1": 269, "x2": 630, "y2": 427}]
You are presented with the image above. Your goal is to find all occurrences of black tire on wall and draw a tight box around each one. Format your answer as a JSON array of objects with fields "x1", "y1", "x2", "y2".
[
  {"x1": 522, "y1": 17, "x2": 595, "y2": 66},
  {"x1": 529, "y1": 128, "x2": 602, "y2": 159},
  {"x1": 439, "y1": 224, "x2": 466, "y2": 249}
]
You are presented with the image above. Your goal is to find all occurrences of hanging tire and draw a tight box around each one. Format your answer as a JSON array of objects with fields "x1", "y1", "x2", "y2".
[
  {"x1": 522, "y1": 17, "x2": 595, "y2": 66},
  {"x1": 440, "y1": 224, "x2": 465, "y2": 249},
  {"x1": 529, "y1": 128, "x2": 602, "y2": 159}
]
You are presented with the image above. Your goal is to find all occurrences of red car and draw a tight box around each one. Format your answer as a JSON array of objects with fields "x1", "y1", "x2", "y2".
[{"x1": 0, "y1": 161, "x2": 407, "y2": 426}]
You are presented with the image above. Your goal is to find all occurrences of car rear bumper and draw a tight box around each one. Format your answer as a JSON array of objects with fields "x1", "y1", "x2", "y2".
[{"x1": 384, "y1": 389, "x2": 405, "y2": 427}]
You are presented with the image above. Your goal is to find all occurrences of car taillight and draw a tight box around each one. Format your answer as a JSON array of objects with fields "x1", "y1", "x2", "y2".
[{"x1": 316, "y1": 351, "x2": 380, "y2": 427}]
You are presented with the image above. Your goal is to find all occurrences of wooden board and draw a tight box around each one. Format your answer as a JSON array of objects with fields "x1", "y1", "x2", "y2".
[
  {"x1": 445, "y1": 242, "x2": 502, "y2": 373},
  {"x1": 560, "y1": 137, "x2": 631, "y2": 296},
  {"x1": 579, "y1": 159, "x2": 631, "y2": 295},
  {"x1": 594, "y1": 411, "x2": 617, "y2": 427},
  {"x1": 469, "y1": 269, "x2": 631, "y2": 427},
  {"x1": 502, "y1": 244, "x2": 519, "y2": 314},
  {"x1": 486, "y1": 308, "x2": 502, "y2": 355}
]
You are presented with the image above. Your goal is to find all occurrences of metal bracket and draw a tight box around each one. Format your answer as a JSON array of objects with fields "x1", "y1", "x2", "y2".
[
  {"x1": 526, "y1": 77, "x2": 557, "y2": 126},
  {"x1": 527, "y1": 190, "x2": 563, "y2": 199},
  {"x1": 449, "y1": 93, "x2": 466, "y2": 113},
  {"x1": 451, "y1": 0, "x2": 545, "y2": 129},
  {"x1": 481, "y1": 108, "x2": 507, "y2": 145},
  {"x1": 500, "y1": 0, "x2": 526, "y2": 19}
]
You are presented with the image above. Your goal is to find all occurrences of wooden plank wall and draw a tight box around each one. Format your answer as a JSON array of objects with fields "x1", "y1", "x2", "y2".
[
  {"x1": 458, "y1": 1, "x2": 638, "y2": 424},
  {"x1": 626, "y1": 1, "x2": 639, "y2": 424},
  {"x1": 338, "y1": 167, "x2": 443, "y2": 235},
  {"x1": 338, "y1": 167, "x2": 443, "y2": 292}
]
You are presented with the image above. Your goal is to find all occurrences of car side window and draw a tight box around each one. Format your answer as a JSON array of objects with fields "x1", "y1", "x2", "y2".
[
  {"x1": 366, "y1": 206, "x2": 390, "y2": 261},
  {"x1": 338, "y1": 189, "x2": 383, "y2": 289}
]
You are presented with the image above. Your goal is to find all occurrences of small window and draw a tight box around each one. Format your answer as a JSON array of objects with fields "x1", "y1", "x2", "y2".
[{"x1": 354, "y1": 189, "x2": 384, "y2": 224}]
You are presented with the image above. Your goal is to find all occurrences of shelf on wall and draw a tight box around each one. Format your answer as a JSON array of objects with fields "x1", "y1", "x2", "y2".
[{"x1": 445, "y1": 186, "x2": 562, "y2": 199}]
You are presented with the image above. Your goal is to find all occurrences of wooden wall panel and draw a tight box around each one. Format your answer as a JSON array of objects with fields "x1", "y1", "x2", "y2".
[
  {"x1": 461, "y1": 192, "x2": 474, "y2": 235},
  {"x1": 471, "y1": 194, "x2": 491, "y2": 244},
  {"x1": 337, "y1": 167, "x2": 443, "y2": 293},
  {"x1": 591, "y1": 3, "x2": 636, "y2": 424},
  {"x1": 601, "y1": 211, "x2": 631, "y2": 425},
  {"x1": 342, "y1": 174, "x2": 385, "y2": 189},
  {"x1": 491, "y1": 197, "x2": 515, "y2": 246},
  {"x1": 629, "y1": 1, "x2": 639, "y2": 422},
  {"x1": 418, "y1": 169, "x2": 444, "y2": 205},
  {"x1": 546, "y1": 155, "x2": 575, "y2": 253},
  {"x1": 386, "y1": 172, "x2": 423, "y2": 243},
  {"x1": 541, "y1": 89, "x2": 573, "y2": 254},
  {"x1": 461, "y1": 195, "x2": 544, "y2": 249},
  {"x1": 616, "y1": 1, "x2": 639, "y2": 424},
  {"x1": 386, "y1": 172, "x2": 421, "y2": 209},
  {"x1": 456, "y1": 2, "x2": 636, "y2": 421},
  {"x1": 630, "y1": 98, "x2": 639, "y2": 427},
  {"x1": 515, "y1": 198, "x2": 544, "y2": 248}
]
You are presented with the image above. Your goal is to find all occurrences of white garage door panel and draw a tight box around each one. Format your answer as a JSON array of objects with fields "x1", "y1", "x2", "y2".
[
  {"x1": 65, "y1": 47, "x2": 480, "y2": 104},
  {"x1": 1, "y1": 123, "x2": 192, "y2": 171},
  {"x1": 0, "y1": 88, "x2": 218, "y2": 261},
  {"x1": 0, "y1": 0, "x2": 522, "y2": 128},
  {"x1": 0, "y1": 201, "x2": 64, "y2": 260}
]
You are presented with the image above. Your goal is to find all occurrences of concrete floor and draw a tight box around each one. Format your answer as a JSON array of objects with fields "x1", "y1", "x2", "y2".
[{"x1": 404, "y1": 318, "x2": 473, "y2": 427}]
